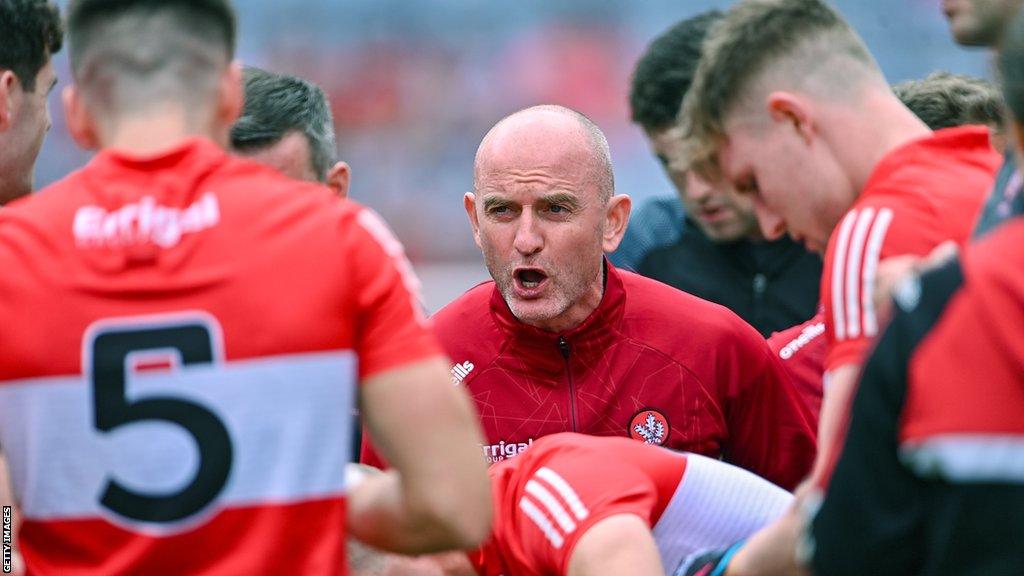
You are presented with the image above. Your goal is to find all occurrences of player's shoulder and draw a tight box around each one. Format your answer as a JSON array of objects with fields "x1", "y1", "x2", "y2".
[
  {"x1": 432, "y1": 281, "x2": 497, "y2": 331},
  {"x1": 431, "y1": 280, "x2": 504, "y2": 362},
  {"x1": 857, "y1": 127, "x2": 998, "y2": 219},
  {"x1": 768, "y1": 313, "x2": 826, "y2": 360},
  {"x1": 215, "y1": 153, "x2": 355, "y2": 216},
  {"x1": 0, "y1": 169, "x2": 93, "y2": 263}
]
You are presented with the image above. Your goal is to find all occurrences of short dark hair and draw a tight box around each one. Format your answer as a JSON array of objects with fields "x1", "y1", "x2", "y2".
[
  {"x1": 893, "y1": 72, "x2": 1004, "y2": 131},
  {"x1": 231, "y1": 67, "x2": 338, "y2": 182},
  {"x1": 0, "y1": 0, "x2": 63, "y2": 92},
  {"x1": 67, "y1": 0, "x2": 236, "y2": 114},
  {"x1": 1000, "y1": 8, "x2": 1024, "y2": 124},
  {"x1": 629, "y1": 10, "x2": 723, "y2": 132}
]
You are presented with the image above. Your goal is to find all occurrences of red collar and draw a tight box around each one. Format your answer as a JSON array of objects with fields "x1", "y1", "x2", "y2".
[{"x1": 862, "y1": 125, "x2": 993, "y2": 198}]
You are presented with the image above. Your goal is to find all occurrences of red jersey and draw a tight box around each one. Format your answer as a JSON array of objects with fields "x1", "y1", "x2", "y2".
[
  {"x1": 809, "y1": 219, "x2": 1024, "y2": 576},
  {"x1": 471, "y1": 433, "x2": 792, "y2": 576},
  {"x1": 822, "y1": 126, "x2": 998, "y2": 372},
  {"x1": 767, "y1": 310, "x2": 826, "y2": 429},
  {"x1": 0, "y1": 139, "x2": 440, "y2": 575},
  {"x1": 364, "y1": 263, "x2": 817, "y2": 490},
  {"x1": 900, "y1": 218, "x2": 1024, "y2": 478}
]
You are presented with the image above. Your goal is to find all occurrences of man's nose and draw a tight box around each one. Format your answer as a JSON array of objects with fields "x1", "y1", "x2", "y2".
[
  {"x1": 754, "y1": 202, "x2": 786, "y2": 240},
  {"x1": 512, "y1": 210, "x2": 543, "y2": 256}
]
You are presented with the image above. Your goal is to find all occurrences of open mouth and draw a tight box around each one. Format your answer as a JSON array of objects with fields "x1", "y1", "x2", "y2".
[
  {"x1": 513, "y1": 268, "x2": 549, "y2": 294},
  {"x1": 699, "y1": 206, "x2": 728, "y2": 222}
]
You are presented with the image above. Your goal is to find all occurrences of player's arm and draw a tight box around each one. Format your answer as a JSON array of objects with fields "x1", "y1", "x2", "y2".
[
  {"x1": 567, "y1": 514, "x2": 663, "y2": 576},
  {"x1": 344, "y1": 208, "x2": 492, "y2": 554},
  {"x1": 808, "y1": 364, "x2": 858, "y2": 481},
  {"x1": 349, "y1": 356, "x2": 492, "y2": 554}
]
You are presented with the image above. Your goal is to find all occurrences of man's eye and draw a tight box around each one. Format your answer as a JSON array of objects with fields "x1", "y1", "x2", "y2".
[
  {"x1": 549, "y1": 205, "x2": 566, "y2": 214},
  {"x1": 738, "y1": 179, "x2": 759, "y2": 195}
]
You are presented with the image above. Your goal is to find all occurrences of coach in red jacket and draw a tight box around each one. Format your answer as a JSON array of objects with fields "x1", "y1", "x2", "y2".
[{"x1": 365, "y1": 105, "x2": 815, "y2": 490}]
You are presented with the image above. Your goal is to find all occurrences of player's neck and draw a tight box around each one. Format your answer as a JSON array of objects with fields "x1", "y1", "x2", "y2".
[
  {"x1": 846, "y1": 91, "x2": 932, "y2": 195},
  {"x1": 103, "y1": 106, "x2": 224, "y2": 156}
]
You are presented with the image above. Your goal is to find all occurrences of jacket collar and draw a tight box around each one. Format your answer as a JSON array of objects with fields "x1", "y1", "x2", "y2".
[{"x1": 488, "y1": 259, "x2": 626, "y2": 361}]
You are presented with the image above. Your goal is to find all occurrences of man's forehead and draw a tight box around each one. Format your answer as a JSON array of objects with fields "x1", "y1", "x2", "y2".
[
  {"x1": 475, "y1": 146, "x2": 592, "y2": 192},
  {"x1": 715, "y1": 136, "x2": 752, "y2": 183}
]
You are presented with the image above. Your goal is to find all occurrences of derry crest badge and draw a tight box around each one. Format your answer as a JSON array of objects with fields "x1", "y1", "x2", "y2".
[{"x1": 629, "y1": 409, "x2": 670, "y2": 445}]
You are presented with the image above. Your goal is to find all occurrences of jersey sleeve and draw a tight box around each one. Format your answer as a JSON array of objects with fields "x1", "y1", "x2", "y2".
[
  {"x1": 348, "y1": 207, "x2": 443, "y2": 379},
  {"x1": 821, "y1": 203, "x2": 937, "y2": 372},
  {"x1": 720, "y1": 320, "x2": 817, "y2": 491},
  {"x1": 808, "y1": 259, "x2": 966, "y2": 576},
  {"x1": 509, "y1": 451, "x2": 661, "y2": 575}
]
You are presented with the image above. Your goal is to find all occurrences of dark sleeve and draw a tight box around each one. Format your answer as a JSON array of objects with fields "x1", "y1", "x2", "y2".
[
  {"x1": 722, "y1": 324, "x2": 817, "y2": 491},
  {"x1": 609, "y1": 197, "x2": 685, "y2": 272},
  {"x1": 809, "y1": 259, "x2": 964, "y2": 576},
  {"x1": 972, "y1": 153, "x2": 1022, "y2": 239}
]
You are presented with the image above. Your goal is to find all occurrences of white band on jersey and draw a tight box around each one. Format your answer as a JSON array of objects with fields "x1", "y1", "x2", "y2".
[
  {"x1": 654, "y1": 453, "x2": 794, "y2": 573},
  {"x1": 0, "y1": 350, "x2": 357, "y2": 536}
]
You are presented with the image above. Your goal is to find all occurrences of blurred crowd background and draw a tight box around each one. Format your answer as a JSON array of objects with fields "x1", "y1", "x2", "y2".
[{"x1": 39, "y1": 0, "x2": 987, "y2": 308}]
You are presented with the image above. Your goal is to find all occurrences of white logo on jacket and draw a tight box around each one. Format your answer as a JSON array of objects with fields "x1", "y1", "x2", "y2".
[{"x1": 449, "y1": 360, "x2": 474, "y2": 385}]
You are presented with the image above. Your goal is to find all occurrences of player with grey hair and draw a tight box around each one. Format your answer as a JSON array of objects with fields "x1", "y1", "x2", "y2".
[{"x1": 231, "y1": 67, "x2": 350, "y2": 196}]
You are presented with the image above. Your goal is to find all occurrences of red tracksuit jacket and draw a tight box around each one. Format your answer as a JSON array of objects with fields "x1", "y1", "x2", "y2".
[{"x1": 365, "y1": 263, "x2": 816, "y2": 490}]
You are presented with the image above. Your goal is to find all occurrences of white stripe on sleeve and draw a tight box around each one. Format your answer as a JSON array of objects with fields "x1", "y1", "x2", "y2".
[
  {"x1": 860, "y1": 208, "x2": 894, "y2": 337},
  {"x1": 525, "y1": 479, "x2": 577, "y2": 534},
  {"x1": 830, "y1": 211, "x2": 859, "y2": 340},
  {"x1": 844, "y1": 208, "x2": 878, "y2": 338},
  {"x1": 519, "y1": 496, "x2": 565, "y2": 549},
  {"x1": 535, "y1": 467, "x2": 590, "y2": 521}
]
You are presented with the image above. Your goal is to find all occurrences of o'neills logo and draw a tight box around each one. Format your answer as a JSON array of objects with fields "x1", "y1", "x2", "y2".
[
  {"x1": 778, "y1": 322, "x2": 826, "y2": 360},
  {"x1": 482, "y1": 438, "x2": 534, "y2": 464},
  {"x1": 450, "y1": 360, "x2": 474, "y2": 385},
  {"x1": 630, "y1": 410, "x2": 669, "y2": 445},
  {"x1": 73, "y1": 193, "x2": 220, "y2": 249}
]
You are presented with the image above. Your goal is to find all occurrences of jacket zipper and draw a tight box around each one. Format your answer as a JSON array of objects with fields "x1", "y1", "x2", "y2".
[{"x1": 557, "y1": 336, "x2": 579, "y2": 432}]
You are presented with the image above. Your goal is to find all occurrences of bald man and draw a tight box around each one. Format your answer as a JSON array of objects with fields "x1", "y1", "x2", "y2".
[{"x1": 363, "y1": 105, "x2": 816, "y2": 491}]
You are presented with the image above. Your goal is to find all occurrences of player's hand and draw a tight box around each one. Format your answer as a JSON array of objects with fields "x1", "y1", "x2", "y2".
[{"x1": 873, "y1": 241, "x2": 958, "y2": 323}]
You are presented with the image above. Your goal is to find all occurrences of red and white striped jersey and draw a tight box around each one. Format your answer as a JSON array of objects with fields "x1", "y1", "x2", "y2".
[
  {"x1": 469, "y1": 433, "x2": 792, "y2": 576},
  {"x1": 821, "y1": 126, "x2": 998, "y2": 372},
  {"x1": 0, "y1": 138, "x2": 441, "y2": 575}
]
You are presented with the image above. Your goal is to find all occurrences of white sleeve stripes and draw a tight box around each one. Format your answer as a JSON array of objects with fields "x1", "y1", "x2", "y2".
[
  {"x1": 517, "y1": 467, "x2": 591, "y2": 550},
  {"x1": 830, "y1": 208, "x2": 894, "y2": 341}
]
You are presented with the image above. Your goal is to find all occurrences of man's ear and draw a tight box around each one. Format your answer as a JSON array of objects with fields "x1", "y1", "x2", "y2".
[
  {"x1": 601, "y1": 194, "x2": 632, "y2": 253},
  {"x1": 62, "y1": 85, "x2": 101, "y2": 150},
  {"x1": 326, "y1": 161, "x2": 351, "y2": 198},
  {"x1": 464, "y1": 192, "x2": 483, "y2": 250},
  {"x1": 766, "y1": 91, "x2": 815, "y2": 144},
  {"x1": 0, "y1": 70, "x2": 18, "y2": 133},
  {"x1": 217, "y1": 60, "x2": 244, "y2": 132}
]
